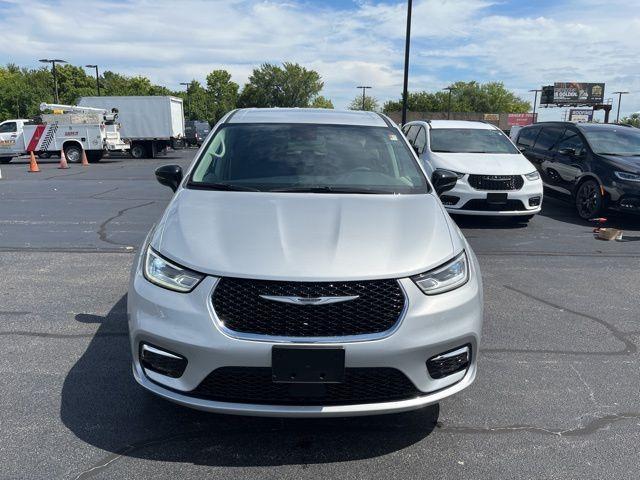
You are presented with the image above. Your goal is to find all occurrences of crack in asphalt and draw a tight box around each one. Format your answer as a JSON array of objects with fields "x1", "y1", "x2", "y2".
[
  {"x1": 438, "y1": 412, "x2": 640, "y2": 437},
  {"x1": 90, "y1": 187, "x2": 119, "y2": 199},
  {"x1": 0, "y1": 330, "x2": 127, "y2": 339},
  {"x1": 44, "y1": 170, "x2": 88, "y2": 180},
  {"x1": 0, "y1": 247, "x2": 135, "y2": 253},
  {"x1": 482, "y1": 285, "x2": 638, "y2": 357},
  {"x1": 97, "y1": 201, "x2": 154, "y2": 246}
]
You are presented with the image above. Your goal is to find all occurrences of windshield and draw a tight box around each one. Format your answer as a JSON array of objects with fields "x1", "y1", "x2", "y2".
[
  {"x1": 584, "y1": 127, "x2": 640, "y2": 156},
  {"x1": 189, "y1": 123, "x2": 428, "y2": 194},
  {"x1": 430, "y1": 128, "x2": 519, "y2": 154}
]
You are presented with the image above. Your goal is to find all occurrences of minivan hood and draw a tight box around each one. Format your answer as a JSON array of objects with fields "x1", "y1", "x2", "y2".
[
  {"x1": 430, "y1": 152, "x2": 535, "y2": 175},
  {"x1": 600, "y1": 154, "x2": 640, "y2": 172},
  {"x1": 151, "y1": 189, "x2": 456, "y2": 281}
]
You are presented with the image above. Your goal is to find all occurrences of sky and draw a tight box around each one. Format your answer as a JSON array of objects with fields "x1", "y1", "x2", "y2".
[{"x1": 0, "y1": 0, "x2": 639, "y2": 120}]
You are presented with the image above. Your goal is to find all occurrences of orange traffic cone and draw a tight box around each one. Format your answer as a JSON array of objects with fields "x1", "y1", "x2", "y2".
[
  {"x1": 28, "y1": 151, "x2": 40, "y2": 173},
  {"x1": 81, "y1": 149, "x2": 89, "y2": 167},
  {"x1": 58, "y1": 148, "x2": 69, "y2": 169}
]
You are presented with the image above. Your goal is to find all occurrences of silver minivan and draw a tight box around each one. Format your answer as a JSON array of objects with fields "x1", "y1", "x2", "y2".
[{"x1": 128, "y1": 108, "x2": 483, "y2": 417}]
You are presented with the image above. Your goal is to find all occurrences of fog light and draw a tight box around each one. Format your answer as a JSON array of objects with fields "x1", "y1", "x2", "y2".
[
  {"x1": 529, "y1": 196, "x2": 541, "y2": 207},
  {"x1": 427, "y1": 345, "x2": 470, "y2": 379},
  {"x1": 440, "y1": 195, "x2": 460, "y2": 206},
  {"x1": 620, "y1": 197, "x2": 640, "y2": 210},
  {"x1": 140, "y1": 343, "x2": 187, "y2": 378}
]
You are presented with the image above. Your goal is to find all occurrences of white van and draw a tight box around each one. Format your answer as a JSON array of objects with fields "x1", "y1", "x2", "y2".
[{"x1": 402, "y1": 120, "x2": 543, "y2": 221}]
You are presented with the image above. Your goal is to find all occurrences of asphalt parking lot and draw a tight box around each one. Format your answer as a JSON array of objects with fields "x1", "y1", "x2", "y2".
[{"x1": 1, "y1": 149, "x2": 639, "y2": 480}]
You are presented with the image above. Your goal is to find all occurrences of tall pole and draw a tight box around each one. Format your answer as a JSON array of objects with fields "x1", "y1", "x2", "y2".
[
  {"x1": 180, "y1": 82, "x2": 191, "y2": 119},
  {"x1": 85, "y1": 65, "x2": 101, "y2": 96},
  {"x1": 357, "y1": 86, "x2": 372, "y2": 110},
  {"x1": 529, "y1": 89, "x2": 541, "y2": 123},
  {"x1": 613, "y1": 91, "x2": 629, "y2": 123},
  {"x1": 443, "y1": 86, "x2": 454, "y2": 119},
  {"x1": 401, "y1": 0, "x2": 413, "y2": 125},
  {"x1": 40, "y1": 59, "x2": 67, "y2": 103}
]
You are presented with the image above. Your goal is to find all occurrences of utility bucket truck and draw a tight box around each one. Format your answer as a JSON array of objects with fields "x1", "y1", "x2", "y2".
[{"x1": 0, "y1": 103, "x2": 129, "y2": 163}]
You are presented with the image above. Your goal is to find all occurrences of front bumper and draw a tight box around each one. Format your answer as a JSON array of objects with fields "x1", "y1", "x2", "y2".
[
  {"x1": 127, "y1": 251, "x2": 483, "y2": 417},
  {"x1": 443, "y1": 175, "x2": 543, "y2": 216}
]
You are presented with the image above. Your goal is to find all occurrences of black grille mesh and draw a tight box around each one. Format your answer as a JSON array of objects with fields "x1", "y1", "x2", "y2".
[
  {"x1": 213, "y1": 278, "x2": 405, "y2": 337},
  {"x1": 461, "y1": 199, "x2": 526, "y2": 211},
  {"x1": 468, "y1": 175, "x2": 524, "y2": 191},
  {"x1": 189, "y1": 367, "x2": 419, "y2": 405}
]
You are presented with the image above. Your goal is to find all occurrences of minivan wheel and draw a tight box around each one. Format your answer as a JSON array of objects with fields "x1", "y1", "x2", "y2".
[{"x1": 575, "y1": 179, "x2": 603, "y2": 219}]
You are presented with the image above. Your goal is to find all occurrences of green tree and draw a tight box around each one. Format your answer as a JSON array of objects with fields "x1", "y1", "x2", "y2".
[
  {"x1": 206, "y1": 70, "x2": 239, "y2": 123},
  {"x1": 383, "y1": 81, "x2": 529, "y2": 114},
  {"x1": 621, "y1": 113, "x2": 640, "y2": 128},
  {"x1": 238, "y1": 62, "x2": 323, "y2": 108},
  {"x1": 348, "y1": 95, "x2": 380, "y2": 112},
  {"x1": 178, "y1": 80, "x2": 209, "y2": 121},
  {"x1": 311, "y1": 95, "x2": 334, "y2": 109}
]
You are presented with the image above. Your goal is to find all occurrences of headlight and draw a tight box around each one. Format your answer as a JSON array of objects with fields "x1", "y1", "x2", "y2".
[
  {"x1": 524, "y1": 171, "x2": 540, "y2": 181},
  {"x1": 143, "y1": 246, "x2": 204, "y2": 292},
  {"x1": 411, "y1": 251, "x2": 469, "y2": 295},
  {"x1": 614, "y1": 171, "x2": 640, "y2": 182}
]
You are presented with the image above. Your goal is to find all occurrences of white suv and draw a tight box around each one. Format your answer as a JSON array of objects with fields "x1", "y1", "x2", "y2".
[{"x1": 402, "y1": 120, "x2": 543, "y2": 221}]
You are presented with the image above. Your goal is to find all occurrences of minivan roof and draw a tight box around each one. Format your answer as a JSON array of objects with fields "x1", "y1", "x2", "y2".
[
  {"x1": 521, "y1": 121, "x2": 635, "y2": 131},
  {"x1": 410, "y1": 120, "x2": 498, "y2": 130},
  {"x1": 228, "y1": 108, "x2": 389, "y2": 127}
]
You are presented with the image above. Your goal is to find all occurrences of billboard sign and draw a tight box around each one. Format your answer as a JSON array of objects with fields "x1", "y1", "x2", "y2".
[
  {"x1": 508, "y1": 113, "x2": 536, "y2": 126},
  {"x1": 483, "y1": 113, "x2": 499, "y2": 122},
  {"x1": 569, "y1": 109, "x2": 594, "y2": 123},
  {"x1": 553, "y1": 83, "x2": 605, "y2": 105}
]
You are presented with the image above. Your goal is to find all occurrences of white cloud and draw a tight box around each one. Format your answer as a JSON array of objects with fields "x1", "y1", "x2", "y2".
[{"x1": 0, "y1": 0, "x2": 638, "y2": 115}]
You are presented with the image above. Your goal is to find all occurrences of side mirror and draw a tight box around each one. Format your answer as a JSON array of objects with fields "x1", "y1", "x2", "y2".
[
  {"x1": 155, "y1": 165, "x2": 183, "y2": 192},
  {"x1": 432, "y1": 169, "x2": 458, "y2": 195}
]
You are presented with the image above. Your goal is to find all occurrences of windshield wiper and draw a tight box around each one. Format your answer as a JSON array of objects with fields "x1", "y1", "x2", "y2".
[
  {"x1": 189, "y1": 182, "x2": 260, "y2": 191},
  {"x1": 270, "y1": 185, "x2": 389, "y2": 194}
]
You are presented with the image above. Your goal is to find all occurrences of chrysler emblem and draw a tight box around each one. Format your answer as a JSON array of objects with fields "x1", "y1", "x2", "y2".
[{"x1": 259, "y1": 295, "x2": 359, "y2": 305}]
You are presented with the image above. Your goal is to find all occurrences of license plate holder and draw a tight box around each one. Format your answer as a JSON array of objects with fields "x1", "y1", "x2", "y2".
[
  {"x1": 486, "y1": 192, "x2": 508, "y2": 204},
  {"x1": 272, "y1": 347, "x2": 345, "y2": 383}
]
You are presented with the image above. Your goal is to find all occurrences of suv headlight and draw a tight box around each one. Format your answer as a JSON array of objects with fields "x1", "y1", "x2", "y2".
[
  {"x1": 411, "y1": 251, "x2": 469, "y2": 295},
  {"x1": 143, "y1": 246, "x2": 204, "y2": 292},
  {"x1": 614, "y1": 171, "x2": 640, "y2": 182},
  {"x1": 524, "y1": 171, "x2": 540, "y2": 181}
]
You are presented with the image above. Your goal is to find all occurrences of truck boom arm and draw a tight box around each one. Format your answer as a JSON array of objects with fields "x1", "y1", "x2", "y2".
[{"x1": 39, "y1": 102, "x2": 108, "y2": 114}]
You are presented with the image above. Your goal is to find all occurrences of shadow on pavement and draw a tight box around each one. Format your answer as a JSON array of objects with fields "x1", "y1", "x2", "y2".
[
  {"x1": 539, "y1": 191, "x2": 640, "y2": 231},
  {"x1": 61, "y1": 295, "x2": 438, "y2": 472}
]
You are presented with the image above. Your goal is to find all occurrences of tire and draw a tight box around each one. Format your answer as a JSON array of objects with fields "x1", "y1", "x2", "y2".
[
  {"x1": 86, "y1": 151, "x2": 103, "y2": 163},
  {"x1": 0, "y1": 157, "x2": 12, "y2": 164},
  {"x1": 574, "y1": 179, "x2": 603, "y2": 219},
  {"x1": 63, "y1": 144, "x2": 82, "y2": 163},
  {"x1": 130, "y1": 144, "x2": 146, "y2": 159}
]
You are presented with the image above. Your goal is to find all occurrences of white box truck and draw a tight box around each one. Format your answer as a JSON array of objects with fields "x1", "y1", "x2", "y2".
[{"x1": 78, "y1": 96, "x2": 185, "y2": 159}]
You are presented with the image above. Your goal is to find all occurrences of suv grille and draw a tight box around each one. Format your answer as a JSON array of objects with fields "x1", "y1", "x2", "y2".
[
  {"x1": 468, "y1": 175, "x2": 524, "y2": 191},
  {"x1": 188, "y1": 367, "x2": 420, "y2": 405},
  {"x1": 212, "y1": 278, "x2": 405, "y2": 338}
]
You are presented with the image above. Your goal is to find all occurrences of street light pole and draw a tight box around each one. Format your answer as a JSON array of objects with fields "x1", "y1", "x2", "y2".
[
  {"x1": 180, "y1": 82, "x2": 191, "y2": 119},
  {"x1": 612, "y1": 91, "x2": 629, "y2": 123},
  {"x1": 529, "y1": 89, "x2": 542, "y2": 123},
  {"x1": 357, "y1": 86, "x2": 372, "y2": 110},
  {"x1": 442, "y1": 86, "x2": 454, "y2": 119},
  {"x1": 39, "y1": 59, "x2": 67, "y2": 103},
  {"x1": 85, "y1": 65, "x2": 101, "y2": 95},
  {"x1": 401, "y1": 0, "x2": 413, "y2": 125}
]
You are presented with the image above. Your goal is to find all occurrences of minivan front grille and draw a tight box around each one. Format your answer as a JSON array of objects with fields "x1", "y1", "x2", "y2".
[
  {"x1": 189, "y1": 367, "x2": 420, "y2": 405},
  {"x1": 468, "y1": 175, "x2": 524, "y2": 191},
  {"x1": 212, "y1": 277, "x2": 405, "y2": 338}
]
